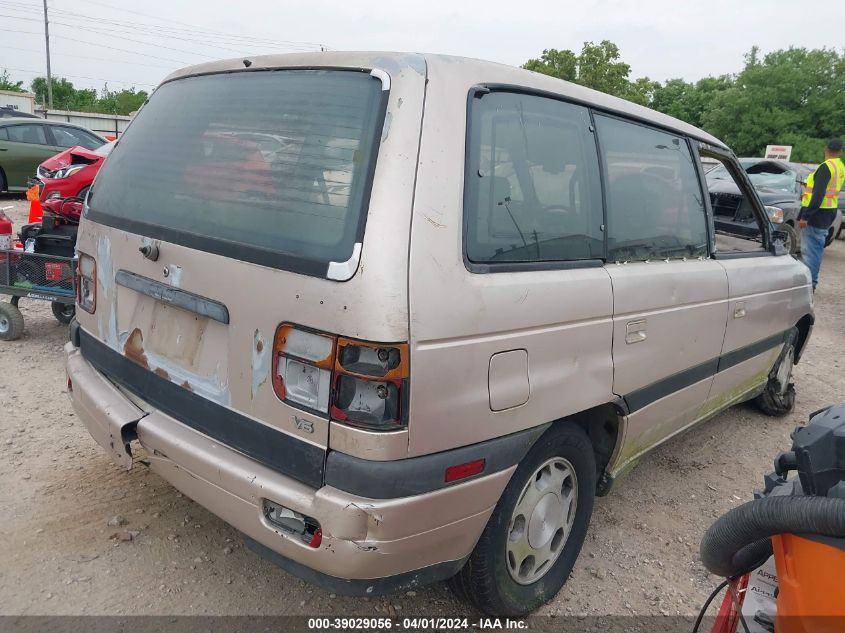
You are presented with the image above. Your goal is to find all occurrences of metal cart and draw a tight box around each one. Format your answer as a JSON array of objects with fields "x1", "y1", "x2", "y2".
[{"x1": 0, "y1": 248, "x2": 76, "y2": 341}]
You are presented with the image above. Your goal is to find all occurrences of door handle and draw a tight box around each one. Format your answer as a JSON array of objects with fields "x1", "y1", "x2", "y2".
[
  {"x1": 625, "y1": 319, "x2": 647, "y2": 344},
  {"x1": 734, "y1": 302, "x2": 746, "y2": 319}
]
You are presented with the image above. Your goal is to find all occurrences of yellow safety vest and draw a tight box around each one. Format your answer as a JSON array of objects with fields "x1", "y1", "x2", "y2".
[{"x1": 802, "y1": 157, "x2": 845, "y2": 209}]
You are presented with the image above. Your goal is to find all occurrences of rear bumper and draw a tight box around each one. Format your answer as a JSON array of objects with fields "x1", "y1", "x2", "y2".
[{"x1": 66, "y1": 340, "x2": 513, "y2": 592}]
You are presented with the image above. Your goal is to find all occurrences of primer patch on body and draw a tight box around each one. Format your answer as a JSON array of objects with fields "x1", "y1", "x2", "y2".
[{"x1": 251, "y1": 329, "x2": 270, "y2": 399}]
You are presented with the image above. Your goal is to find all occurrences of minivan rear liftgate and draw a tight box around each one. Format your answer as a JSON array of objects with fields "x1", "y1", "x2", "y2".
[{"x1": 70, "y1": 56, "x2": 427, "y2": 488}]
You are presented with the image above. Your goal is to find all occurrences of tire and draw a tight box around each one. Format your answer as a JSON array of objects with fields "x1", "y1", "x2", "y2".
[
  {"x1": 0, "y1": 169, "x2": 6, "y2": 192},
  {"x1": 781, "y1": 223, "x2": 799, "y2": 256},
  {"x1": 51, "y1": 301, "x2": 75, "y2": 324},
  {"x1": 451, "y1": 424, "x2": 596, "y2": 616},
  {"x1": 76, "y1": 186, "x2": 90, "y2": 201},
  {"x1": 754, "y1": 327, "x2": 798, "y2": 417},
  {"x1": 0, "y1": 301, "x2": 25, "y2": 341}
]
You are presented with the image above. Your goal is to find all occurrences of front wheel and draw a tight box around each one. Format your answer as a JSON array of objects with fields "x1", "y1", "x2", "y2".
[
  {"x1": 754, "y1": 327, "x2": 798, "y2": 416},
  {"x1": 451, "y1": 424, "x2": 596, "y2": 616},
  {"x1": 781, "y1": 223, "x2": 799, "y2": 256}
]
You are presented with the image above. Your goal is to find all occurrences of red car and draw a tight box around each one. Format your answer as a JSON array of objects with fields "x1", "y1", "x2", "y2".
[{"x1": 34, "y1": 140, "x2": 115, "y2": 201}]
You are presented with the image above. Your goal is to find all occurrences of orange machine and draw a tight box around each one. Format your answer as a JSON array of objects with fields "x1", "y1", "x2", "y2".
[
  {"x1": 771, "y1": 533, "x2": 845, "y2": 633},
  {"x1": 701, "y1": 405, "x2": 845, "y2": 633}
]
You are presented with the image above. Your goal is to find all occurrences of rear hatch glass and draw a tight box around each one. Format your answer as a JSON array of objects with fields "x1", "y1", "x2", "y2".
[{"x1": 87, "y1": 69, "x2": 385, "y2": 277}]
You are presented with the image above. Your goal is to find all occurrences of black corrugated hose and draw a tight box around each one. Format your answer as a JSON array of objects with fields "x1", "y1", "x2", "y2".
[{"x1": 700, "y1": 495, "x2": 845, "y2": 579}]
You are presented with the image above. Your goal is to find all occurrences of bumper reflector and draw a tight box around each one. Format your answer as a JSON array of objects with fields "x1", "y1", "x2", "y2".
[{"x1": 445, "y1": 458, "x2": 486, "y2": 483}]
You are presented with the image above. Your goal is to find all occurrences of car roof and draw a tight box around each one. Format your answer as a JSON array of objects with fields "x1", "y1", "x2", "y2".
[
  {"x1": 0, "y1": 117, "x2": 105, "y2": 137},
  {"x1": 162, "y1": 51, "x2": 729, "y2": 150},
  {"x1": 737, "y1": 157, "x2": 810, "y2": 173}
]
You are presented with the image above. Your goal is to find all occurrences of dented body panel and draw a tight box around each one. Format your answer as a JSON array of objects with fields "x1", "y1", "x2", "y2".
[{"x1": 67, "y1": 51, "x2": 814, "y2": 593}]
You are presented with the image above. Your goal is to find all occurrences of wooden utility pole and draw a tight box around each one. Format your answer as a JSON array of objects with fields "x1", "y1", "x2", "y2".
[{"x1": 43, "y1": 0, "x2": 53, "y2": 108}]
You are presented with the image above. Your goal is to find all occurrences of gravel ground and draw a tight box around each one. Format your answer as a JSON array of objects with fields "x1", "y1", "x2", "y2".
[{"x1": 2, "y1": 192, "x2": 844, "y2": 618}]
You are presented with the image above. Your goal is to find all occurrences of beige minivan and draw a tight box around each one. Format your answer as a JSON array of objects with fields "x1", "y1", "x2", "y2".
[{"x1": 66, "y1": 52, "x2": 814, "y2": 615}]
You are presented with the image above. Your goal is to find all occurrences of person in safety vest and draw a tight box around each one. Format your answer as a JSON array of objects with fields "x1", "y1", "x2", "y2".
[{"x1": 799, "y1": 138, "x2": 845, "y2": 290}]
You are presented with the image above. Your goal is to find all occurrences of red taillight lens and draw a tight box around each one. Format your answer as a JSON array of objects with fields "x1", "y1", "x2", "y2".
[{"x1": 445, "y1": 459, "x2": 486, "y2": 483}]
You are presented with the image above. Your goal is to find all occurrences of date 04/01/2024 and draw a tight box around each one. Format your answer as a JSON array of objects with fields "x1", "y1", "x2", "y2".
[{"x1": 307, "y1": 617, "x2": 528, "y2": 630}]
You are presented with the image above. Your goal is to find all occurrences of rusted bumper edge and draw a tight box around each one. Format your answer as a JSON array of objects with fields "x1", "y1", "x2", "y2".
[{"x1": 65, "y1": 341, "x2": 515, "y2": 588}]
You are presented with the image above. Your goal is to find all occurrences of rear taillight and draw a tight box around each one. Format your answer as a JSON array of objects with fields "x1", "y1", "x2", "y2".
[
  {"x1": 272, "y1": 324, "x2": 409, "y2": 432},
  {"x1": 76, "y1": 253, "x2": 96, "y2": 314},
  {"x1": 331, "y1": 339, "x2": 409, "y2": 431},
  {"x1": 272, "y1": 325, "x2": 335, "y2": 414}
]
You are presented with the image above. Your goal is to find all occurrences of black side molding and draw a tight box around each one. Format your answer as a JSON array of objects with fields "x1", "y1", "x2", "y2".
[
  {"x1": 623, "y1": 330, "x2": 789, "y2": 414},
  {"x1": 115, "y1": 269, "x2": 230, "y2": 324},
  {"x1": 325, "y1": 423, "x2": 550, "y2": 499}
]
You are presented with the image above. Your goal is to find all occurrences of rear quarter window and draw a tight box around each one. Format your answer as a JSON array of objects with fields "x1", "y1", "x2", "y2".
[
  {"x1": 87, "y1": 69, "x2": 385, "y2": 277},
  {"x1": 464, "y1": 91, "x2": 604, "y2": 267}
]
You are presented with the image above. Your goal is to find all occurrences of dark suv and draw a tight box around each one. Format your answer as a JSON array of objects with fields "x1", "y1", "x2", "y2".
[{"x1": 706, "y1": 158, "x2": 842, "y2": 254}]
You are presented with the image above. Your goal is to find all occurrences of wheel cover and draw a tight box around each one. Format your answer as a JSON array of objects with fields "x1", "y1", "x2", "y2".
[
  {"x1": 0, "y1": 314, "x2": 8, "y2": 334},
  {"x1": 506, "y1": 457, "x2": 577, "y2": 585},
  {"x1": 61, "y1": 305, "x2": 74, "y2": 317}
]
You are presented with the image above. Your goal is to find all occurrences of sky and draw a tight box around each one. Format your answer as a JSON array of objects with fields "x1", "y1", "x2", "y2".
[{"x1": 2, "y1": 0, "x2": 845, "y2": 95}]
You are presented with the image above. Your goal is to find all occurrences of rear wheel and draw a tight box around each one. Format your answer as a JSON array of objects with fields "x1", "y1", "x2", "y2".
[
  {"x1": 51, "y1": 301, "x2": 75, "y2": 324},
  {"x1": 754, "y1": 327, "x2": 798, "y2": 417},
  {"x1": 0, "y1": 301, "x2": 25, "y2": 341},
  {"x1": 451, "y1": 424, "x2": 595, "y2": 616}
]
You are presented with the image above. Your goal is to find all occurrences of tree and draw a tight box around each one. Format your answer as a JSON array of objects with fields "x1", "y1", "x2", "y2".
[
  {"x1": 0, "y1": 69, "x2": 24, "y2": 92},
  {"x1": 97, "y1": 85, "x2": 148, "y2": 115},
  {"x1": 700, "y1": 47, "x2": 845, "y2": 161},
  {"x1": 30, "y1": 76, "x2": 147, "y2": 115},
  {"x1": 650, "y1": 75, "x2": 733, "y2": 128},
  {"x1": 31, "y1": 76, "x2": 97, "y2": 111},
  {"x1": 523, "y1": 41, "x2": 638, "y2": 100}
]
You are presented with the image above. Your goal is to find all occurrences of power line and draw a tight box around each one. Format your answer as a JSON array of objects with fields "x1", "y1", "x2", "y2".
[
  {"x1": 78, "y1": 0, "x2": 326, "y2": 48},
  {"x1": 0, "y1": 27, "x2": 192, "y2": 65},
  {"x1": 0, "y1": 0, "x2": 326, "y2": 50},
  {"x1": 0, "y1": 13, "x2": 218, "y2": 60},
  {"x1": 0, "y1": 43, "x2": 178, "y2": 70},
  {"x1": 3, "y1": 66, "x2": 156, "y2": 87}
]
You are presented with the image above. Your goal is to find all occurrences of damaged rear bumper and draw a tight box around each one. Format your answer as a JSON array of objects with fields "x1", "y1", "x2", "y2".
[{"x1": 65, "y1": 339, "x2": 514, "y2": 593}]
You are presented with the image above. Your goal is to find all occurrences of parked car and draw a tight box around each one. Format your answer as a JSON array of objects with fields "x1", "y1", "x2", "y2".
[
  {"x1": 0, "y1": 106, "x2": 41, "y2": 119},
  {"x1": 0, "y1": 119, "x2": 105, "y2": 192},
  {"x1": 31, "y1": 140, "x2": 115, "y2": 202},
  {"x1": 707, "y1": 158, "x2": 842, "y2": 254},
  {"x1": 65, "y1": 52, "x2": 814, "y2": 616}
]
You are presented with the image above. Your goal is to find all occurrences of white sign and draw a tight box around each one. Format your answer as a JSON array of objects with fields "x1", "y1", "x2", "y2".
[
  {"x1": 742, "y1": 556, "x2": 779, "y2": 633},
  {"x1": 765, "y1": 145, "x2": 793, "y2": 161}
]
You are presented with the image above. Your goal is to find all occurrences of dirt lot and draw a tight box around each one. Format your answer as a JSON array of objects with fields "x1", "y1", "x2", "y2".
[{"x1": 2, "y1": 192, "x2": 844, "y2": 618}]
